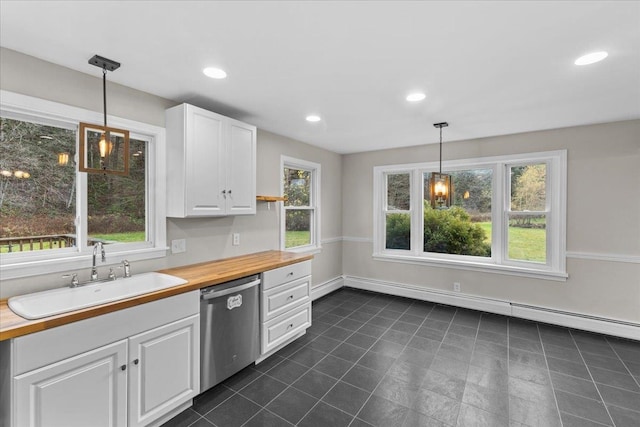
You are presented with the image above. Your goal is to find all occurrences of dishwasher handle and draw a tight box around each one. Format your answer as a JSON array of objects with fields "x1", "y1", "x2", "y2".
[{"x1": 201, "y1": 278, "x2": 261, "y2": 300}]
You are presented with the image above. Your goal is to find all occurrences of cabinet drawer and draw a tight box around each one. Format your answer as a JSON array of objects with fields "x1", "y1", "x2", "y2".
[
  {"x1": 262, "y1": 261, "x2": 311, "y2": 290},
  {"x1": 261, "y1": 303, "x2": 311, "y2": 354},
  {"x1": 262, "y1": 276, "x2": 310, "y2": 321}
]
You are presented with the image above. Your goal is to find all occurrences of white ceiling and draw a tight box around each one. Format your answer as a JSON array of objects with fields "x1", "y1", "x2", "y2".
[{"x1": 1, "y1": 1, "x2": 639, "y2": 154}]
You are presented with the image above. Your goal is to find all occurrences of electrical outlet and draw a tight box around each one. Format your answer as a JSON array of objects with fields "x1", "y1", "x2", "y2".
[
  {"x1": 232, "y1": 233, "x2": 240, "y2": 246},
  {"x1": 171, "y1": 239, "x2": 186, "y2": 254},
  {"x1": 453, "y1": 282, "x2": 461, "y2": 292}
]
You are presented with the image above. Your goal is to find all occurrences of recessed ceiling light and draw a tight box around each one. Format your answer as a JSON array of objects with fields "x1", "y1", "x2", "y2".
[
  {"x1": 406, "y1": 92, "x2": 426, "y2": 102},
  {"x1": 574, "y1": 51, "x2": 608, "y2": 66},
  {"x1": 202, "y1": 67, "x2": 227, "y2": 79},
  {"x1": 306, "y1": 115, "x2": 321, "y2": 122}
]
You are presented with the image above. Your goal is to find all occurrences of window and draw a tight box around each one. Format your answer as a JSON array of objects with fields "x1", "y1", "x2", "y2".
[
  {"x1": 0, "y1": 91, "x2": 166, "y2": 279},
  {"x1": 1, "y1": 118, "x2": 77, "y2": 254},
  {"x1": 385, "y1": 173, "x2": 411, "y2": 250},
  {"x1": 374, "y1": 150, "x2": 567, "y2": 280},
  {"x1": 281, "y1": 156, "x2": 320, "y2": 252},
  {"x1": 87, "y1": 137, "x2": 148, "y2": 245}
]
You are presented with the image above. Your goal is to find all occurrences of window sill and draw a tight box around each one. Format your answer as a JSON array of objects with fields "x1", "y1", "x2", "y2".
[
  {"x1": 372, "y1": 252, "x2": 568, "y2": 282},
  {"x1": 1, "y1": 247, "x2": 168, "y2": 280}
]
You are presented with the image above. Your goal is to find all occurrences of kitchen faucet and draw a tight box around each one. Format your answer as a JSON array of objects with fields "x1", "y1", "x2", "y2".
[{"x1": 91, "y1": 241, "x2": 106, "y2": 281}]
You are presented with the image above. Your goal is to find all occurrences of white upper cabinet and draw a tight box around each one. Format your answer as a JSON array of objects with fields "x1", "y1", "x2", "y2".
[{"x1": 166, "y1": 103, "x2": 256, "y2": 217}]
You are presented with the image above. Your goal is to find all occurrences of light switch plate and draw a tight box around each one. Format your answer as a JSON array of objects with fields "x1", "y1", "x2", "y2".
[{"x1": 171, "y1": 239, "x2": 186, "y2": 254}]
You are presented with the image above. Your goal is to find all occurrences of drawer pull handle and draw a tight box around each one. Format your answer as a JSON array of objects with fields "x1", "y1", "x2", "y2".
[
  {"x1": 287, "y1": 272, "x2": 294, "y2": 276},
  {"x1": 120, "y1": 365, "x2": 126, "y2": 371},
  {"x1": 133, "y1": 359, "x2": 139, "y2": 365},
  {"x1": 287, "y1": 295, "x2": 294, "y2": 300},
  {"x1": 287, "y1": 323, "x2": 294, "y2": 329}
]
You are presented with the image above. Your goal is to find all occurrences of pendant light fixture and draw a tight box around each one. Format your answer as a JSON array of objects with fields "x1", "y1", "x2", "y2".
[
  {"x1": 429, "y1": 122, "x2": 452, "y2": 209},
  {"x1": 79, "y1": 55, "x2": 130, "y2": 175}
]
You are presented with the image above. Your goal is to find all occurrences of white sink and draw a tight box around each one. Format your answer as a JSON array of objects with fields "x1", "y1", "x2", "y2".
[{"x1": 8, "y1": 272, "x2": 188, "y2": 320}]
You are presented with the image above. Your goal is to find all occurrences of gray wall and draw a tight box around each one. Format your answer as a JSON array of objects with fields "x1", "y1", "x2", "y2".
[
  {"x1": 0, "y1": 48, "x2": 342, "y2": 297},
  {"x1": 342, "y1": 120, "x2": 640, "y2": 323}
]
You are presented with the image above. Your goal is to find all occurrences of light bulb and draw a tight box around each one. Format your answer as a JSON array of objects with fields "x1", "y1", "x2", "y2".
[{"x1": 99, "y1": 135, "x2": 108, "y2": 158}]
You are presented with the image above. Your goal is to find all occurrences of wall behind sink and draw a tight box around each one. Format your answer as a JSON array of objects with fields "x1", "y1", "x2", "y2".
[{"x1": 0, "y1": 47, "x2": 343, "y2": 298}]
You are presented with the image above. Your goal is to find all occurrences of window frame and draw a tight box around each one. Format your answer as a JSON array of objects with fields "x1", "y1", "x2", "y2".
[
  {"x1": 0, "y1": 90, "x2": 167, "y2": 280},
  {"x1": 373, "y1": 150, "x2": 567, "y2": 281},
  {"x1": 280, "y1": 156, "x2": 321, "y2": 253}
]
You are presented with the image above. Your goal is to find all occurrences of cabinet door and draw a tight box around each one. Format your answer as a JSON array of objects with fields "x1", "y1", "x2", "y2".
[
  {"x1": 225, "y1": 119, "x2": 256, "y2": 215},
  {"x1": 128, "y1": 315, "x2": 200, "y2": 427},
  {"x1": 186, "y1": 106, "x2": 226, "y2": 216},
  {"x1": 13, "y1": 340, "x2": 127, "y2": 427}
]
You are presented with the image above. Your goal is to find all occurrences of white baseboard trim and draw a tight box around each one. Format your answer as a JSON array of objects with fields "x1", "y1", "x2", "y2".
[
  {"x1": 341, "y1": 275, "x2": 640, "y2": 341},
  {"x1": 344, "y1": 276, "x2": 512, "y2": 316},
  {"x1": 311, "y1": 276, "x2": 345, "y2": 301}
]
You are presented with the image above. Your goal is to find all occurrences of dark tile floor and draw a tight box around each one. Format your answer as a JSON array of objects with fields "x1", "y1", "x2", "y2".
[{"x1": 162, "y1": 288, "x2": 640, "y2": 427}]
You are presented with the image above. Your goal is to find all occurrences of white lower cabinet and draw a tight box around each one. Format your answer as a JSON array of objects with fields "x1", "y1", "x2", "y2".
[
  {"x1": 14, "y1": 340, "x2": 128, "y2": 427},
  {"x1": 129, "y1": 316, "x2": 199, "y2": 427},
  {"x1": 260, "y1": 261, "x2": 312, "y2": 357},
  {"x1": 3, "y1": 291, "x2": 200, "y2": 427}
]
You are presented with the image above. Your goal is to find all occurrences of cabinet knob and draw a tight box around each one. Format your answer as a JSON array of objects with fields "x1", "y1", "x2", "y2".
[
  {"x1": 120, "y1": 365, "x2": 127, "y2": 371},
  {"x1": 228, "y1": 189, "x2": 232, "y2": 194},
  {"x1": 133, "y1": 359, "x2": 139, "y2": 365},
  {"x1": 287, "y1": 295, "x2": 294, "y2": 300},
  {"x1": 222, "y1": 190, "x2": 226, "y2": 194},
  {"x1": 287, "y1": 323, "x2": 294, "y2": 329},
  {"x1": 287, "y1": 272, "x2": 294, "y2": 276}
]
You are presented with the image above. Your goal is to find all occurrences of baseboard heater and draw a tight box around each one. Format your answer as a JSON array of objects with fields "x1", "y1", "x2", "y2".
[
  {"x1": 341, "y1": 276, "x2": 640, "y2": 341},
  {"x1": 511, "y1": 302, "x2": 640, "y2": 341}
]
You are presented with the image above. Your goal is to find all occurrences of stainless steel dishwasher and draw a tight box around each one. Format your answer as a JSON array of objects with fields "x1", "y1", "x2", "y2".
[{"x1": 200, "y1": 274, "x2": 260, "y2": 392}]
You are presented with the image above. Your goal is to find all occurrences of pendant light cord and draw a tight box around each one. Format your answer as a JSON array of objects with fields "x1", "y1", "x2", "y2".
[
  {"x1": 439, "y1": 126, "x2": 443, "y2": 174},
  {"x1": 102, "y1": 67, "x2": 107, "y2": 128}
]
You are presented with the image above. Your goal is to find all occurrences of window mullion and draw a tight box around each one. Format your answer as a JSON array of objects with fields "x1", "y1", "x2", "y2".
[
  {"x1": 77, "y1": 152, "x2": 88, "y2": 253},
  {"x1": 410, "y1": 170, "x2": 422, "y2": 255},
  {"x1": 495, "y1": 163, "x2": 506, "y2": 265},
  {"x1": 414, "y1": 169, "x2": 424, "y2": 256}
]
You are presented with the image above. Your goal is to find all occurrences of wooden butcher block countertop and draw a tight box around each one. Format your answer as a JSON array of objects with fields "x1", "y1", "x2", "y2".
[{"x1": 0, "y1": 250, "x2": 312, "y2": 341}]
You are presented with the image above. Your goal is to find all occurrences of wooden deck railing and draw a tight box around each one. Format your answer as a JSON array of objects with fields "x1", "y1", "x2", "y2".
[{"x1": 0, "y1": 234, "x2": 76, "y2": 252}]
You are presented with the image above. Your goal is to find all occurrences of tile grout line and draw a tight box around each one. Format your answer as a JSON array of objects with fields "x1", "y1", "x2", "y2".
[
  {"x1": 208, "y1": 293, "x2": 357, "y2": 426},
  {"x1": 296, "y1": 291, "x2": 402, "y2": 426},
  {"x1": 355, "y1": 299, "x2": 467, "y2": 426},
  {"x1": 604, "y1": 335, "x2": 640, "y2": 391},
  {"x1": 347, "y1": 295, "x2": 431, "y2": 426},
  {"x1": 453, "y1": 310, "x2": 483, "y2": 426},
  {"x1": 535, "y1": 321, "x2": 566, "y2": 427},
  {"x1": 365, "y1": 299, "x2": 438, "y2": 425},
  {"x1": 323, "y1": 292, "x2": 420, "y2": 426},
  {"x1": 256, "y1": 290, "x2": 388, "y2": 426},
  {"x1": 567, "y1": 329, "x2": 617, "y2": 426},
  {"x1": 291, "y1": 293, "x2": 384, "y2": 426}
]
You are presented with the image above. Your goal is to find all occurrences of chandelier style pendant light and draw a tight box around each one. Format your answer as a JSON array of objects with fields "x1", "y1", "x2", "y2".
[
  {"x1": 429, "y1": 122, "x2": 452, "y2": 209},
  {"x1": 79, "y1": 55, "x2": 129, "y2": 175}
]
